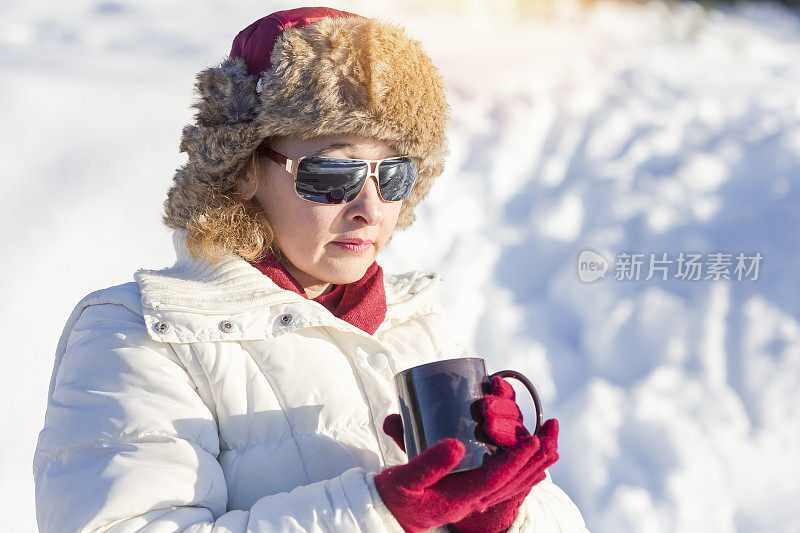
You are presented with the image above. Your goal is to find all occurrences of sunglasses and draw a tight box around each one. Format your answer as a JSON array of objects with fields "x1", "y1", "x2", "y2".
[{"x1": 259, "y1": 145, "x2": 418, "y2": 205}]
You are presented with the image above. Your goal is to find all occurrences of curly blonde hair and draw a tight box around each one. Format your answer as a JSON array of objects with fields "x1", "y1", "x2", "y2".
[{"x1": 164, "y1": 144, "x2": 283, "y2": 264}]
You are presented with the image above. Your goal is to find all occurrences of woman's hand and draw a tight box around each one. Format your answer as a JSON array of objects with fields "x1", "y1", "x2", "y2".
[
  {"x1": 374, "y1": 436, "x2": 543, "y2": 532},
  {"x1": 471, "y1": 375, "x2": 529, "y2": 446},
  {"x1": 458, "y1": 376, "x2": 560, "y2": 532},
  {"x1": 382, "y1": 413, "x2": 406, "y2": 451},
  {"x1": 381, "y1": 376, "x2": 560, "y2": 532},
  {"x1": 453, "y1": 418, "x2": 559, "y2": 533}
]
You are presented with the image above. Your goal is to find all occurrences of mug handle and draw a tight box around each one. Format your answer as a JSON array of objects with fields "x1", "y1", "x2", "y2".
[{"x1": 489, "y1": 370, "x2": 544, "y2": 437}]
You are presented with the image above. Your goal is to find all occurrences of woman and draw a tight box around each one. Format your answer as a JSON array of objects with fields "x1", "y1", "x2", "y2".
[{"x1": 33, "y1": 7, "x2": 588, "y2": 532}]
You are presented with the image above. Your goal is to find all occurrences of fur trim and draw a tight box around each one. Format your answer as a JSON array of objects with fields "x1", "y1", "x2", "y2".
[{"x1": 164, "y1": 15, "x2": 450, "y2": 234}]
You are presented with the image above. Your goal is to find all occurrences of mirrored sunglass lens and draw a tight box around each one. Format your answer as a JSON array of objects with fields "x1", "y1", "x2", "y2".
[
  {"x1": 378, "y1": 158, "x2": 418, "y2": 201},
  {"x1": 296, "y1": 157, "x2": 368, "y2": 204}
]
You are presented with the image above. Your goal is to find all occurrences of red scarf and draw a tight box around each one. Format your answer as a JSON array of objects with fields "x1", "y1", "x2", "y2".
[{"x1": 250, "y1": 252, "x2": 387, "y2": 335}]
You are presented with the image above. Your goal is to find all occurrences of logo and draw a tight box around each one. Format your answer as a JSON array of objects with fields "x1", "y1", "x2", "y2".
[{"x1": 577, "y1": 249, "x2": 609, "y2": 283}]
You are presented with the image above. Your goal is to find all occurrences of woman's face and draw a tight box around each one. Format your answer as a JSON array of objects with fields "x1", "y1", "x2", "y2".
[{"x1": 239, "y1": 134, "x2": 404, "y2": 298}]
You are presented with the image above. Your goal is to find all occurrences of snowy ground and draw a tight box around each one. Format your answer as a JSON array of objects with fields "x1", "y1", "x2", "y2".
[{"x1": 2, "y1": 0, "x2": 799, "y2": 531}]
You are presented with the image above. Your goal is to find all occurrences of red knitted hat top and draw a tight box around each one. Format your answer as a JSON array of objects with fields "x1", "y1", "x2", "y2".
[{"x1": 229, "y1": 7, "x2": 365, "y2": 76}]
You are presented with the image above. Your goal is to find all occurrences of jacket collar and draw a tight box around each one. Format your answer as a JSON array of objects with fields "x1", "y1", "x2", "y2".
[{"x1": 134, "y1": 231, "x2": 442, "y2": 328}]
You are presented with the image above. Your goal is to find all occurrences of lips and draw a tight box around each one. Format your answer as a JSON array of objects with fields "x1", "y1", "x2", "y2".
[
  {"x1": 334, "y1": 239, "x2": 374, "y2": 244},
  {"x1": 331, "y1": 239, "x2": 373, "y2": 253}
]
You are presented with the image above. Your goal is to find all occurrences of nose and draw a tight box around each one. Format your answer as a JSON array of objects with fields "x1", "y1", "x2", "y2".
[{"x1": 346, "y1": 172, "x2": 384, "y2": 225}]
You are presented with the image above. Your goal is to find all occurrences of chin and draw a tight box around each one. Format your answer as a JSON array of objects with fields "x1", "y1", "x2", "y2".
[{"x1": 324, "y1": 261, "x2": 371, "y2": 285}]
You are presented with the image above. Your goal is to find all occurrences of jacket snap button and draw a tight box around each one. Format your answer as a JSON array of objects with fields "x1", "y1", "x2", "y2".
[
  {"x1": 153, "y1": 321, "x2": 169, "y2": 334},
  {"x1": 279, "y1": 313, "x2": 293, "y2": 326},
  {"x1": 218, "y1": 320, "x2": 234, "y2": 333},
  {"x1": 368, "y1": 352, "x2": 389, "y2": 371}
]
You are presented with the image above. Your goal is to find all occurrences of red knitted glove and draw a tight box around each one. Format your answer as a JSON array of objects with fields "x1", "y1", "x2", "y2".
[
  {"x1": 471, "y1": 376, "x2": 530, "y2": 447},
  {"x1": 382, "y1": 377, "x2": 560, "y2": 533},
  {"x1": 453, "y1": 418, "x2": 560, "y2": 533},
  {"x1": 383, "y1": 413, "x2": 406, "y2": 452},
  {"x1": 379, "y1": 414, "x2": 559, "y2": 532},
  {"x1": 374, "y1": 436, "x2": 544, "y2": 532},
  {"x1": 457, "y1": 377, "x2": 557, "y2": 533}
]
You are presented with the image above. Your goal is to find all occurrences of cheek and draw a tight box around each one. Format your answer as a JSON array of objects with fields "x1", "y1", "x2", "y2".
[
  {"x1": 276, "y1": 207, "x2": 334, "y2": 250},
  {"x1": 256, "y1": 175, "x2": 326, "y2": 240},
  {"x1": 382, "y1": 202, "x2": 403, "y2": 230}
]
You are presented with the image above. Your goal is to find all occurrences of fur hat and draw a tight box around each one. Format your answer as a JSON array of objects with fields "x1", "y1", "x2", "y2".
[{"x1": 163, "y1": 6, "x2": 451, "y2": 239}]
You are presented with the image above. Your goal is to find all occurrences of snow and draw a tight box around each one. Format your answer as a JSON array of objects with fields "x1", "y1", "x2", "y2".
[{"x1": 2, "y1": 0, "x2": 799, "y2": 531}]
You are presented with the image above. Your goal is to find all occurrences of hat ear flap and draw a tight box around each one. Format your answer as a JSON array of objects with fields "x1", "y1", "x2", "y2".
[
  {"x1": 192, "y1": 57, "x2": 261, "y2": 126},
  {"x1": 180, "y1": 56, "x2": 264, "y2": 175},
  {"x1": 179, "y1": 122, "x2": 263, "y2": 176}
]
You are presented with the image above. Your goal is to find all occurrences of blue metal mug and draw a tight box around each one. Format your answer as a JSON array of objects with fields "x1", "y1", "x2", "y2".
[{"x1": 394, "y1": 357, "x2": 543, "y2": 473}]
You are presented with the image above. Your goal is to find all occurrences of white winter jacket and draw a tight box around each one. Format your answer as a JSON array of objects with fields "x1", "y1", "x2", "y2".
[{"x1": 33, "y1": 232, "x2": 589, "y2": 532}]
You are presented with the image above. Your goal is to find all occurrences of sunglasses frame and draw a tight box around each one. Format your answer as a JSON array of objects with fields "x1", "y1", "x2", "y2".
[{"x1": 259, "y1": 146, "x2": 417, "y2": 205}]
